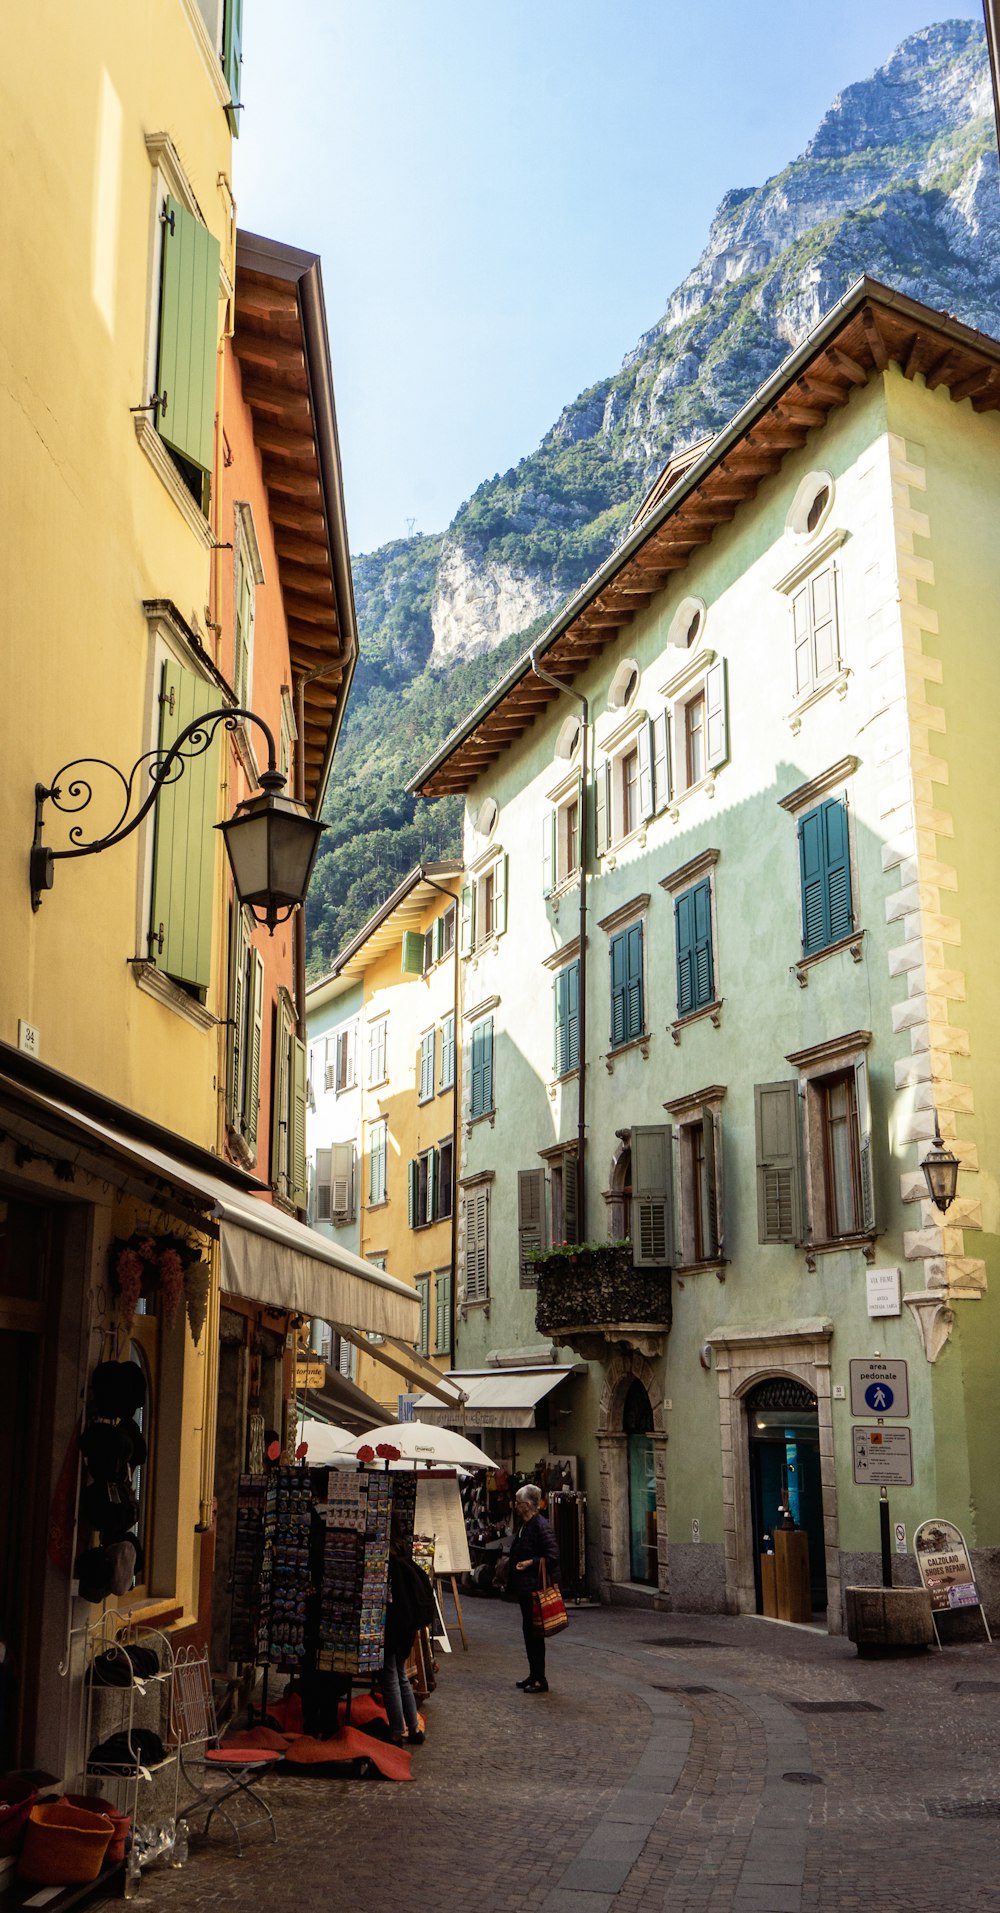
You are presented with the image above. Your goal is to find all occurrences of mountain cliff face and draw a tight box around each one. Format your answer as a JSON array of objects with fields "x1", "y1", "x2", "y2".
[{"x1": 308, "y1": 19, "x2": 1000, "y2": 972}]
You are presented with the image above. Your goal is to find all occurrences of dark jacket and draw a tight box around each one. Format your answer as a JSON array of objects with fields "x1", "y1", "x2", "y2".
[
  {"x1": 504, "y1": 1512, "x2": 560, "y2": 1601},
  {"x1": 384, "y1": 1552, "x2": 437, "y2": 1656}
]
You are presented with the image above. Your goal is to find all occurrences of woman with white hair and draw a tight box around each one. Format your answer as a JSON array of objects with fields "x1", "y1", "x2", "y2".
[{"x1": 504, "y1": 1482, "x2": 560, "y2": 1693}]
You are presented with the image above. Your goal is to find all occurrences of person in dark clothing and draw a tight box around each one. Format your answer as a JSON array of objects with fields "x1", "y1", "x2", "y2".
[
  {"x1": 505, "y1": 1483, "x2": 560, "y2": 1693},
  {"x1": 380, "y1": 1525, "x2": 437, "y2": 1744}
]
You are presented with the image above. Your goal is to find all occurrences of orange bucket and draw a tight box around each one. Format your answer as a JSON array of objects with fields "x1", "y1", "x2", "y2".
[
  {"x1": 18, "y1": 1800, "x2": 115, "y2": 1884},
  {"x1": 66, "y1": 1793, "x2": 131, "y2": 1866}
]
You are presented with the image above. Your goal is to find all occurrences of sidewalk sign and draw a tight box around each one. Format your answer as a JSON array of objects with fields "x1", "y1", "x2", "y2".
[{"x1": 914, "y1": 1518, "x2": 992, "y2": 1647}]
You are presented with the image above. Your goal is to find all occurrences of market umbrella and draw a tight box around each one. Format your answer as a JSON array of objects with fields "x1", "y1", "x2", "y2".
[
  {"x1": 296, "y1": 1419, "x2": 357, "y2": 1466},
  {"x1": 346, "y1": 1420, "x2": 496, "y2": 1470}
]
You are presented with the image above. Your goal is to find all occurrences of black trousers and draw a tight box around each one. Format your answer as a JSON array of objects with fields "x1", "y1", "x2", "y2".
[{"x1": 519, "y1": 1593, "x2": 546, "y2": 1682}]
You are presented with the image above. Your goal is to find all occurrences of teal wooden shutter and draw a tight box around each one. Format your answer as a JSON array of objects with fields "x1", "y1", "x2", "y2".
[
  {"x1": 854, "y1": 1056, "x2": 876, "y2": 1233},
  {"x1": 459, "y1": 881, "x2": 474, "y2": 956},
  {"x1": 652, "y1": 710, "x2": 671, "y2": 811},
  {"x1": 631, "y1": 1124, "x2": 672, "y2": 1268},
  {"x1": 675, "y1": 890, "x2": 695, "y2": 1019},
  {"x1": 824, "y1": 798, "x2": 853, "y2": 942},
  {"x1": 595, "y1": 761, "x2": 609, "y2": 856},
  {"x1": 799, "y1": 798, "x2": 852, "y2": 954},
  {"x1": 754, "y1": 1081, "x2": 804, "y2": 1244},
  {"x1": 290, "y1": 1038, "x2": 308, "y2": 1207},
  {"x1": 517, "y1": 1168, "x2": 546, "y2": 1283},
  {"x1": 222, "y1": 0, "x2": 244, "y2": 134},
  {"x1": 150, "y1": 661, "x2": 219, "y2": 995},
  {"x1": 637, "y1": 721, "x2": 654, "y2": 821},
  {"x1": 610, "y1": 930, "x2": 627, "y2": 1048},
  {"x1": 426, "y1": 1148, "x2": 438, "y2": 1223},
  {"x1": 470, "y1": 1018, "x2": 494, "y2": 1117},
  {"x1": 705, "y1": 659, "x2": 728, "y2": 770},
  {"x1": 435, "y1": 1269, "x2": 452, "y2": 1352},
  {"x1": 625, "y1": 921, "x2": 644, "y2": 1041},
  {"x1": 156, "y1": 198, "x2": 219, "y2": 475},
  {"x1": 542, "y1": 812, "x2": 555, "y2": 896},
  {"x1": 401, "y1": 930, "x2": 424, "y2": 974},
  {"x1": 494, "y1": 856, "x2": 508, "y2": 935},
  {"x1": 408, "y1": 1159, "x2": 418, "y2": 1228},
  {"x1": 692, "y1": 879, "x2": 715, "y2": 1009},
  {"x1": 554, "y1": 959, "x2": 580, "y2": 1074},
  {"x1": 244, "y1": 947, "x2": 264, "y2": 1154}
]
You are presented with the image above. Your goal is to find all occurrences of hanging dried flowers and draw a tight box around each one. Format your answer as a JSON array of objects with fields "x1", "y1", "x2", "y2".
[{"x1": 110, "y1": 1231, "x2": 206, "y2": 1333}]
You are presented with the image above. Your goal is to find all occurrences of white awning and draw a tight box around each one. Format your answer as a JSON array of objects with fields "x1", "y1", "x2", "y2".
[
  {"x1": 412, "y1": 1366, "x2": 577, "y2": 1429},
  {"x1": 0, "y1": 1075, "x2": 420, "y2": 1342}
]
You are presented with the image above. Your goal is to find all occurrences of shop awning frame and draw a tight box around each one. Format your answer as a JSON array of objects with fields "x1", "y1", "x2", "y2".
[
  {"x1": 412, "y1": 1366, "x2": 578, "y2": 1428},
  {"x1": 334, "y1": 1325, "x2": 468, "y2": 1410}
]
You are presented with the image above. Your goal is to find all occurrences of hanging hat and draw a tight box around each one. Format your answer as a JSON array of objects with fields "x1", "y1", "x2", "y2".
[
  {"x1": 81, "y1": 1480, "x2": 139, "y2": 1542},
  {"x1": 79, "y1": 1422, "x2": 133, "y2": 1484},
  {"x1": 104, "y1": 1540, "x2": 138, "y2": 1595},
  {"x1": 122, "y1": 1423, "x2": 147, "y2": 1469},
  {"x1": 90, "y1": 1362, "x2": 146, "y2": 1419},
  {"x1": 75, "y1": 1547, "x2": 117, "y2": 1603}
]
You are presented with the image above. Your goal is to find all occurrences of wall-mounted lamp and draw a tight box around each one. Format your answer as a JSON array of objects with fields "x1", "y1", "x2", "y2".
[
  {"x1": 30, "y1": 706, "x2": 326, "y2": 934},
  {"x1": 920, "y1": 1119, "x2": 959, "y2": 1215}
]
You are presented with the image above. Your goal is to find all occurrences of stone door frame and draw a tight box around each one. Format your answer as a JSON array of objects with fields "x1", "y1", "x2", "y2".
[
  {"x1": 596, "y1": 1351, "x2": 668, "y2": 1598},
  {"x1": 707, "y1": 1319, "x2": 841, "y2": 1632}
]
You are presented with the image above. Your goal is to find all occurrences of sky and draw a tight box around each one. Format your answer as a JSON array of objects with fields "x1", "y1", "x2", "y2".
[{"x1": 234, "y1": 3, "x2": 982, "y2": 557}]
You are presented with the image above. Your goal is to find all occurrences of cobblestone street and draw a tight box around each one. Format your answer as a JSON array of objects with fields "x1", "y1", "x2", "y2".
[{"x1": 97, "y1": 1598, "x2": 1000, "y2": 1913}]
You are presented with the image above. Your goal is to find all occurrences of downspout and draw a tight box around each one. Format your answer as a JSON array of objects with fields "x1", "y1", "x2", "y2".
[
  {"x1": 293, "y1": 663, "x2": 342, "y2": 1045},
  {"x1": 421, "y1": 873, "x2": 461, "y2": 1372},
  {"x1": 530, "y1": 652, "x2": 588, "y2": 1238}
]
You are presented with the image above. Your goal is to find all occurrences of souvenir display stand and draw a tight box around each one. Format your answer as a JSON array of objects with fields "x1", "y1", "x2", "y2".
[
  {"x1": 546, "y1": 1490, "x2": 591, "y2": 1602},
  {"x1": 74, "y1": 1615, "x2": 182, "y2": 1880}
]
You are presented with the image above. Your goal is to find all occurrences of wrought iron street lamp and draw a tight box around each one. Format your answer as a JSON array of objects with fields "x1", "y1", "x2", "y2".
[
  {"x1": 920, "y1": 1118, "x2": 959, "y2": 1215},
  {"x1": 30, "y1": 706, "x2": 326, "y2": 932}
]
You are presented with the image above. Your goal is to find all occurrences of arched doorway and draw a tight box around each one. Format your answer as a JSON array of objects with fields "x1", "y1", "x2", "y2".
[
  {"x1": 746, "y1": 1377, "x2": 827, "y2": 1615},
  {"x1": 624, "y1": 1380, "x2": 657, "y2": 1584}
]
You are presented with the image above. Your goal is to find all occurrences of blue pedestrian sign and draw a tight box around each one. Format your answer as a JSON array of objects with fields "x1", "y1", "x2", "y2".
[{"x1": 849, "y1": 1359, "x2": 909, "y2": 1418}]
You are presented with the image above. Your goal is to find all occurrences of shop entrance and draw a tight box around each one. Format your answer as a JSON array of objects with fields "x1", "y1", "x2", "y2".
[
  {"x1": 624, "y1": 1379, "x2": 656, "y2": 1584},
  {"x1": 747, "y1": 1377, "x2": 827, "y2": 1616},
  {"x1": 0, "y1": 1197, "x2": 51, "y2": 1769}
]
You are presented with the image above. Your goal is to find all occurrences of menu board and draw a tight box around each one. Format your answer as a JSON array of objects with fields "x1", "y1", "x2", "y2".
[{"x1": 415, "y1": 1473, "x2": 471, "y2": 1576}]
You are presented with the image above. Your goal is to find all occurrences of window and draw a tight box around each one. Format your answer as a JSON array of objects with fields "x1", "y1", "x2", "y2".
[
  {"x1": 152, "y1": 196, "x2": 220, "y2": 497},
  {"x1": 464, "y1": 1185, "x2": 491, "y2": 1303},
  {"x1": 418, "y1": 1030, "x2": 435, "y2": 1103},
  {"x1": 753, "y1": 1080, "x2": 804, "y2": 1245},
  {"x1": 328, "y1": 1023, "x2": 357, "y2": 1094},
  {"x1": 271, "y1": 996, "x2": 307, "y2": 1206},
  {"x1": 439, "y1": 1014, "x2": 456, "y2": 1092},
  {"x1": 798, "y1": 796, "x2": 854, "y2": 955},
  {"x1": 440, "y1": 905, "x2": 456, "y2": 958},
  {"x1": 435, "y1": 1268, "x2": 453, "y2": 1354},
  {"x1": 222, "y1": 0, "x2": 244, "y2": 133},
  {"x1": 469, "y1": 1018, "x2": 494, "y2": 1119},
  {"x1": 315, "y1": 1142, "x2": 355, "y2": 1224},
  {"x1": 657, "y1": 655, "x2": 729, "y2": 805},
  {"x1": 786, "y1": 470, "x2": 834, "y2": 539},
  {"x1": 684, "y1": 692, "x2": 705, "y2": 787},
  {"x1": 416, "y1": 1276, "x2": 431, "y2": 1357},
  {"x1": 668, "y1": 595, "x2": 707, "y2": 650},
  {"x1": 675, "y1": 879, "x2": 715, "y2": 1018},
  {"x1": 437, "y1": 1137, "x2": 454, "y2": 1221},
  {"x1": 621, "y1": 745, "x2": 640, "y2": 836},
  {"x1": 368, "y1": 1016, "x2": 388, "y2": 1085},
  {"x1": 542, "y1": 782, "x2": 583, "y2": 895},
  {"x1": 608, "y1": 658, "x2": 640, "y2": 711},
  {"x1": 148, "y1": 659, "x2": 221, "y2": 998},
  {"x1": 595, "y1": 724, "x2": 655, "y2": 852},
  {"x1": 822, "y1": 1073, "x2": 862, "y2": 1238},
  {"x1": 460, "y1": 855, "x2": 508, "y2": 954},
  {"x1": 547, "y1": 1149, "x2": 579, "y2": 1249},
  {"x1": 630, "y1": 1125, "x2": 673, "y2": 1269},
  {"x1": 368, "y1": 1118, "x2": 388, "y2": 1206},
  {"x1": 408, "y1": 1148, "x2": 438, "y2": 1229},
  {"x1": 232, "y1": 506, "x2": 261, "y2": 710},
  {"x1": 756, "y1": 1044, "x2": 875, "y2": 1248},
  {"x1": 665, "y1": 1094, "x2": 725, "y2": 1267},
  {"x1": 791, "y1": 566, "x2": 839, "y2": 699},
  {"x1": 475, "y1": 797, "x2": 499, "y2": 841},
  {"x1": 517, "y1": 1168, "x2": 547, "y2": 1285},
  {"x1": 226, "y1": 906, "x2": 263, "y2": 1156},
  {"x1": 610, "y1": 922, "x2": 644, "y2": 1049},
  {"x1": 553, "y1": 960, "x2": 580, "y2": 1077}
]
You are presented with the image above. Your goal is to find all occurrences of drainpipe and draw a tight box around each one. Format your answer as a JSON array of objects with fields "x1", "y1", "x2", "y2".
[
  {"x1": 293, "y1": 664, "x2": 343, "y2": 1052},
  {"x1": 530, "y1": 651, "x2": 588, "y2": 1238},
  {"x1": 421, "y1": 872, "x2": 461, "y2": 1371}
]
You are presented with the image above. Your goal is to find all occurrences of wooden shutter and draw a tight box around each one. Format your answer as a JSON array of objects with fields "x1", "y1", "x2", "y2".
[
  {"x1": 562, "y1": 1152, "x2": 580, "y2": 1246},
  {"x1": 433, "y1": 914, "x2": 445, "y2": 962},
  {"x1": 652, "y1": 710, "x2": 672, "y2": 812},
  {"x1": 493, "y1": 855, "x2": 508, "y2": 935},
  {"x1": 610, "y1": 930, "x2": 627, "y2": 1048},
  {"x1": 692, "y1": 878, "x2": 714, "y2": 1008},
  {"x1": 705, "y1": 659, "x2": 728, "y2": 770},
  {"x1": 315, "y1": 1148, "x2": 333, "y2": 1223},
  {"x1": 401, "y1": 930, "x2": 424, "y2": 974},
  {"x1": 792, "y1": 584, "x2": 812, "y2": 695},
  {"x1": 810, "y1": 566, "x2": 838, "y2": 681},
  {"x1": 854, "y1": 1055, "x2": 876, "y2": 1233},
  {"x1": 481, "y1": 1018, "x2": 494, "y2": 1112},
  {"x1": 518, "y1": 1167, "x2": 547, "y2": 1283},
  {"x1": 408, "y1": 1159, "x2": 418, "y2": 1228},
  {"x1": 440, "y1": 1014, "x2": 455, "y2": 1090},
  {"x1": 426, "y1": 1148, "x2": 438, "y2": 1223},
  {"x1": 702, "y1": 1110, "x2": 720, "y2": 1256},
  {"x1": 156, "y1": 197, "x2": 220, "y2": 475},
  {"x1": 754, "y1": 1081, "x2": 804, "y2": 1244},
  {"x1": 435, "y1": 1269, "x2": 452, "y2": 1353},
  {"x1": 417, "y1": 1277, "x2": 430, "y2": 1356},
  {"x1": 471, "y1": 1019, "x2": 493, "y2": 1118},
  {"x1": 419, "y1": 1031, "x2": 435, "y2": 1101},
  {"x1": 823, "y1": 797, "x2": 853, "y2": 942},
  {"x1": 637, "y1": 720, "x2": 654, "y2": 821},
  {"x1": 465, "y1": 1189, "x2": 490, "y2": 1302},
  {"x1": 222, "y1": 0, "x2": 244, "y2": 133},
  {"x1": 234, "y1": 545, "x2": 253, "y2": 708},
  {"x1": 459, "y1": 881, "x2": 474, "y2": 956},
  {"x1": 625, "y1": 921, "x2": 644, "y2": 1042},
  {"x1": 799, "y1": 798, "x2": 852, "y2": 954},
  {"x1": 369, "y1": 1122, "x2": 386, "y2": 1206},
  {"x1": 149, "y1": 660, "x2": 220, "y2": 995},
  {"x1": 594, "y1": 761, "x2": 609, "y2": 857},
  {"x1": 631, "y1": 1124, "x2": 672, "y2": 1269},
  {"x1": 675, "y1": 890, "x2": 695, "y2": 1019},
  {"x1": 270, "y1": 1011, "x2": 287, "y2": 1191},
  {"x1": 226, "y1": 905, "x2": 249, "y2": 1128},
  {"x1": 542, "y1": 811, "x2": 555, "y2": 896},
  {"x1": 244, "y1": 948, "x2": 264, "y2": 1153},
  {"x1": 290, "y1": 1038, "x2": 308, "y2": 1207},
  {"x1": 331, "y1": 1142, "x2": 354, "y2": 1218},
  {"x1": 554, "y1": 960, "x2": 580, "y2": 1076}
]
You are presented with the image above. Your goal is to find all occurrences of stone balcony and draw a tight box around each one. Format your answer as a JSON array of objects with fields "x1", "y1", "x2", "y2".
[{"x1": 533, "y1": 1242, "x2": 672, "y2": 1363}]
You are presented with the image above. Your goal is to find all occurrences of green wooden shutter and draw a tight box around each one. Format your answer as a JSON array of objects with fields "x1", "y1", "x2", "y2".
[
  {"x1": 610, "y1": 930, "x2": 628, "y2": 1048},
  {"x1": 271, "y1": 1012, "x2": 288, "y2": 1191},
  {"x1": 493, "y1": 855, "x2": 508, "y2": 935},
  {"x1": 625, "y1": 922, "x2": 644, "y2": 1042},
  {"x1": 149, "y1": 660, "x2": 220, "y2": 995},
  {"x1": 440, "y1": 1014, "x2": 455, "y2": 1090},
  {"x1": 459, "y1": 882, "x2": 474, "y2": 956},
  {"x1": 471, "y1": 1020, "x2": 494, "y2": 1117},
  {"x1": 823, "y1": 798, "x2": 854, "y2": 942},
  {"x1": 401, "y1": 930, "x2": 424, "y2": 974},
  {"x1": 631, "y1": 1124, "x2": 673, "y2": 1269},
  {"x1": 481, "y1": 1018, "x2": 494, "y2": 1112},
  {"x1": 692, "y1": 878, "x2": 715, "y2": 1009},
  {"x1": 156, "y1": 198, "x2": 219, "y2": 475},
  {"x1": 799, "y1": 798, "x2": 852, "y2": 954},
  {"x1": 705, "y1": 659, "x2": 728, "y2": 770},
  {"x1": 290, "y1": 1038, "x2": 308, "y2": 1207},
  {"x1": 854, "y1": 1055, "x2": 876, "y2": 1233},
  {"x1": 222, "y1": 0, "x2": 244, "y2": 134},
  {"x1": 637, "y1": 720, "x2": 654, "y2": 821},
  {"x1": 562, "y1": 1152, "x2": 579, "y2": 1246},
  {"x1": 517, "y1": 1167, "x2": 547, "y2": 1283},
  {"x1": 675, "y1": 890, "x2": 695, "y2": 1019},
  {"x1": 435, "y1": 1269, "x2": 452, "y2": 1353},
  {"x1": 226, "y1": 905, "x2": 249, "y2": 1128},
  {"x1": 652, "y1": 710, "x2": 672, "y2": 812},
  {"x1": 417, "y1": 1277, "x2": 430, "y2": 1356},
  {"x1": 433, "y1": 914, "x2": 445, "y2": 962},
  {"x1": 244, "y1": 947, "x2": 264, "y2": 1154},
  {"x1": 419, "y1": 1030, "x2": 435, "y2": 1101},
  {"x1": 426, "y1": 1147, "x2": 438, "y2": 1223},
  {"x1": 595, "y1": 761, "x2": 609, "y2": 857},
  {"x1": 754, "y1": 1081, "x2": 804, "y2": 1244},
  {"x1": 408, "y1": 1159, "x2": 418, "y2": 1228}
]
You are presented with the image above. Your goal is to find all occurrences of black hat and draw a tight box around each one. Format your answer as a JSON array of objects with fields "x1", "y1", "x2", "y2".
[
  {"x1": 80, "y1": 1421, "x2": 133, "y2": 1484},
  {"x1": 122, "y1": 1423, "x2": 147, "y2": 1469},
  {"x1": 81, "y1": 1479, "x2": 139, "y2": 1542},
  {"x1": 90, "y1": 1362, "x2": 146, "y2": 1419},
  {"x1": 90, "y1": 1641, "x2": 159, "y2": 1687},
  {"x1": 76, "y1": 1538, "x2": 137, "y2": 1602}
]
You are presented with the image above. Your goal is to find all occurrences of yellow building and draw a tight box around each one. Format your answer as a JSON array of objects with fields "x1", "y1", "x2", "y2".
[
  {"x1": 308, "y1": 865, "x2": 463, "y2": 1415},
  {"x1": 0, "y1": 2, "x2": 416, "y2": 1784}
]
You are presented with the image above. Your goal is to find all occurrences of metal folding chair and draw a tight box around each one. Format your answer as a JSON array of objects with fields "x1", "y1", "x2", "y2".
[{"x1": 172, "y1": 1646, "x2": 280, "y2": 1857}]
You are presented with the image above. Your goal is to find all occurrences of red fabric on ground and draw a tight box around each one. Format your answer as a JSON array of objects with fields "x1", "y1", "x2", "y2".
[
  {"x1": 220, "y1": 1727, "x2": 294, "y2": 1752},
  {"x1": 339, "y1": 1695, "x2": 388, "y2": 1727},
  {"x1": 267, "y1": 1691, "x2": 304, "y2": 1734},
  {"x1": 283, "y1": 1728, "x2": 413, "y2": 1782}
]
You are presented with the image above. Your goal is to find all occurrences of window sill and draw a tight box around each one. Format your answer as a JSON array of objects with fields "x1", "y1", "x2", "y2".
[
  {"x1": 786, "y1": 667, "x2": 852, "y2": 735},
  {"x1": 792, "y1": 929, "x2": 864, "y2": 986},
  {"x1": 548, "y1": 1064, "x2": 580, "y2": 1100},
  {"x1": 666, "y1": 773, "x2": 717, "y2": 822},
  {"x1": 366, "y1": 1198, "x2": 389, "y2": 1212},
  {"x1": 464, "y1": 1109, "x2": 496, "y2": 1135},
  {"x1": 438, "y1": 1081, "x2": 455, "y2": 1097},
  {"x1": 670, "y1": 999, "x2": 723, "y2": 1044},
  {"x1": 547, "y1": 873, "x2": 582, "y2": 912},
  {"x1": 417, "y1": 1094, "x2": 434, "y2": 1107},
  {"x1": 675, "y1": 1258, "x2": 728, "y2": 1283},
  {"x1": 460, "y1": 1298, "x2": 491, "y2": 1319},
  {"x1": 603, "y1": 1033, "x2": 650, "y2": 1073},
  {"x1": 130, "y1": 959, "x2": 215, "y2": 1032},
  {"x1": 133, "y1": 414, "x2": 213, "y2": 549},
  {"x1": 468, "y1": 935, "x2": 501, "y2": 963},
  {"x1": 602, "y1": 824, "x2": 649, "y2": 869},
  {"x1": 803, "y1": 1233, "x2": 877, "y2": 1270}
]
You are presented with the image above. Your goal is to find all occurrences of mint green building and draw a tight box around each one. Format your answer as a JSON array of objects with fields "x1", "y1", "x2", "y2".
[{"x1": 411, "y1": 279, "x2": 1000, "y2": 1630}]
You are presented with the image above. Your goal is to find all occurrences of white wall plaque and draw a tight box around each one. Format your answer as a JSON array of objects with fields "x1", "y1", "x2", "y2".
[{"x1": 866, "y1": 1266, "x2": 901, "y2": 1318}]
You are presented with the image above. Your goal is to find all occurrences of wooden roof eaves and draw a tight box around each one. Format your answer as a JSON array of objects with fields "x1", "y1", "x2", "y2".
[
  {"x1": 409, "y1": 277, "x2": 1000, "y2": 799},
  {"x1": 329, "y1": 861, "x2": 463, "y2": 979}
]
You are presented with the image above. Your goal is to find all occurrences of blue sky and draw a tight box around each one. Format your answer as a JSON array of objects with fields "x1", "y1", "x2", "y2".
[{"x1": 234, "y1": 4, "x2": 981, "y2": 556}]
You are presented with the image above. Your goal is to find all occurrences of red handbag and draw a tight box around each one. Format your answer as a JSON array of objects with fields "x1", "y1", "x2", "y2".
[{"x1": 532, "y1": 1559, "x2": 569, "y2": 1636}]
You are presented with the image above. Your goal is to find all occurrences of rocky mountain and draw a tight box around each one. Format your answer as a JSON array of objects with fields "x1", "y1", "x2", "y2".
[{"x1": 307, "y1": 18, "x2": 1000, "y2": 973}]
